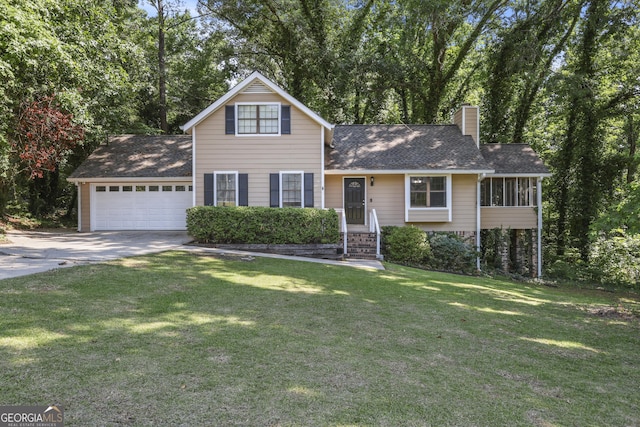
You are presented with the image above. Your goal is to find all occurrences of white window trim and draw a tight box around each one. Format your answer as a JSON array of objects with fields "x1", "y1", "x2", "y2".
[
  {"x1": 280, "y1": 171, "x2": 304, "y2": 208},
  {"x1": 235, "y1": 102, "x2": 281, "y2": 137},
  {"x1": 214, "y1": 171, "x2": 239, "y2": 207},
  {"x1": 405, "y1": 174, "x2": 452, "y2": 221}
]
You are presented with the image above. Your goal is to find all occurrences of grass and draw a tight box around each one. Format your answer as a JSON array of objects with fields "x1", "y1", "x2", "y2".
[{"x1": 1, "y1": 252, "x2": 639, "y2": 426}]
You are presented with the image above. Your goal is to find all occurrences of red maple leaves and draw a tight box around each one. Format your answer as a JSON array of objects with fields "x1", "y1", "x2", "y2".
[{"x1": 13, "y1": 95, "x2": 85, "y2": 179}]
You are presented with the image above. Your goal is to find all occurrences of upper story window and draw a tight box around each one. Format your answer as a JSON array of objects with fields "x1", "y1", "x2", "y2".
[
  {"x1": 238, "y1": 104, "x2": 279, "y2": 134},
  {"x1": 481, "y1": 177, "x2": 537, "y2": 207},
  {"x1": 410, "y1": 176, "x2": 447, "y2": 208},
  {"x1": 226, "y1": 103, "x2": 291, "y2": 136}
]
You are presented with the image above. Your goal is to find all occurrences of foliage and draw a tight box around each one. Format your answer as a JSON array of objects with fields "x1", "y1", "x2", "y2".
[
  {"x1": 426, "y1": 232, "x2": 478, "y2": 274},
  {"x1": 589, "y1": 230, "x2": 640, "y2": 288},
  {"x1": 382, "y1": 226, "x2": 476, "y2": 273},
  {"x1": 187, "y1": 206, "x2": 340, "y2": 244},
  {"x1": 381, "y1": 225, "x2": 431, "y2": 265},
  {"x1": 12, "y1": 95, "x2": 84, "y2": 179}
]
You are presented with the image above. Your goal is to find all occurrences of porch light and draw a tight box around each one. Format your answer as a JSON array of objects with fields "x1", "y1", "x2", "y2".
[{"x1": 370, "y1": 176, "x2": 375, "y2": 186}]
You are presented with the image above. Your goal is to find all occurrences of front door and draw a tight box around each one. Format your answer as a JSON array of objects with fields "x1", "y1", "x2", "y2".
[{"x1": 344, "y1": 178, "x2": 365, "y2": 224}]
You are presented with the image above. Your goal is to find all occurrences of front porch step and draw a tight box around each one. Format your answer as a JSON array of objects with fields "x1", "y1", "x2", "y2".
[{"x1": 341, "y1": 232, "x2": 380, "y2": 260}]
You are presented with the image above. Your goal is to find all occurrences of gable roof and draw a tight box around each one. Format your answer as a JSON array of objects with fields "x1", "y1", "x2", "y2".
[
  {"x1": 180, "y1": 71, "x2": 334, "y2": 132},
  {"x1": 480, "y1": 143, "x2": 550, "y2": 176},
  {"x1": 326, "y1": 124, "x2": 493, "y2": 173},
  {"x1": 67, "y1": 135, "x2": 192, "y2": 181}
]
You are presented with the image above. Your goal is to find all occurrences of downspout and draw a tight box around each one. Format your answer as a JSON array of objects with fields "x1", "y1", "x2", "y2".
[
  {"x1": 191, "y1": 128, "x2": 196, "y2": 207},
  {"x1": 537, "y1": 176, "x2": 543, "y2": 278},
  {"x1": 321, "y1": 126, "x2": 325, "y2": 209},
  {"x1": 476, "y1": 174, "x2": 484, "y2": 272}
]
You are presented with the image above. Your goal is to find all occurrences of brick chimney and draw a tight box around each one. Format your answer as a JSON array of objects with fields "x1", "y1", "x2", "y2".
[{"x1": 453, "y1": 104, "x2": 479, "y2": 147}]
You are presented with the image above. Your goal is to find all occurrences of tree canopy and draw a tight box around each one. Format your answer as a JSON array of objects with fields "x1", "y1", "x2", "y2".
[{"x1": 1, "y1": 0, "x2": 638, "y2": 284}]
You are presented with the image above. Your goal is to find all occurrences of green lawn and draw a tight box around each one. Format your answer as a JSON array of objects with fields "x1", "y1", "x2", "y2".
[{"x1": 1, "y1": 252, "x2": 639, "y2": 426}]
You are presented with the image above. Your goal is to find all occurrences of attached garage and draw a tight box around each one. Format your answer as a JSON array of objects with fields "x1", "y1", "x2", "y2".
[
  {"x1": 91, "y1": 182, "x2": 192, "y2": 231},
  {"x1": 68, "y1": 135, "x2": 193, "y2": 232}
]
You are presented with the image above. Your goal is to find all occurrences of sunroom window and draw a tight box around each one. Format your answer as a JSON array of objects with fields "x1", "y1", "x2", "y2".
[
  {"x1": 237, "y1": 104, "x2": 279, "y2": 134},
  {"x1": 481, "y1": 177, "x2": 537, "y2": 207}
]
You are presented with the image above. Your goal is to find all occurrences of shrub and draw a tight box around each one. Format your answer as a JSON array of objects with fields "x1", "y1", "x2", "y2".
[
  {"x1": 186, "y1": 206, "x2": 340, "y2": 244},
  {"x1": 381, "y1": 226, "x2": 431, "y2": 265},
  {"x1": 589, "y1": 231, "x2": 640, "y2": 288},
  {"x1": 426, "y1": 233, "x2": 477, "y2": 274}
]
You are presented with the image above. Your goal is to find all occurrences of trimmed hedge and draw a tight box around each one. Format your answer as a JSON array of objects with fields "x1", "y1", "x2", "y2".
[{"x1": 187, "y1": 206, "x2": 340, "y2": 244}]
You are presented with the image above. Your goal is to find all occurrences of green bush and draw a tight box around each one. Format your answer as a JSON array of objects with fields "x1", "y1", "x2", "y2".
[
  {"x1": 589, "y1": 231, "x2": 640, "y2": 288},
  {"x1": 426, "y1": 233, "x2": 477, "y2": 274},
  {"x1": 186, "y1": 206, "x2": 340, "y2": 244},
  {"x1": 381, "y1": 226, "x2": 431, "y2": 265}
]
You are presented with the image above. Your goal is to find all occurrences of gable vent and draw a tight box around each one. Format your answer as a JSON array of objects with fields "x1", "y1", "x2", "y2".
[{"x1": 242, "y1": 81, "x2": 273, "y2": 94}]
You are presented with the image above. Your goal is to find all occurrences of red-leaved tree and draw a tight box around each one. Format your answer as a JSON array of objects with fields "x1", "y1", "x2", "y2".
[{"x1": 13, "y1": 95, "x2": 85, "y2": 179}]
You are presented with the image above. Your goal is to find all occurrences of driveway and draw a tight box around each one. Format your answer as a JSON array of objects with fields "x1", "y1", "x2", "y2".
[{"x1": 0, "y1": 230, "x2": 192, "y2": 280}]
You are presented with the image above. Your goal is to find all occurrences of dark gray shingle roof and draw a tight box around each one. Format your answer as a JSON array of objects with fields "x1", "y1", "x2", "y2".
[
  {"x1": 69, "y1": 134, "x2": 192, "y2": 179},
  {"x1": 326, "y1": 125, "x2": 492, "y2": 171},
  {"x1": 480, "y1": 143, "x2": 549, "y2": 175}
]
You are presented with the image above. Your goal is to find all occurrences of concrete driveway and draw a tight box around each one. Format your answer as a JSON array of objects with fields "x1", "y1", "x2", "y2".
[{"x1": 0, "y1": 230, "x2": 192, "y2": 280}]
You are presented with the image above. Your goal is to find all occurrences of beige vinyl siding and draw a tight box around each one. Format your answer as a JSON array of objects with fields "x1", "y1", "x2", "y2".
[
  {"x1": 481, "y1": 207, "x2": 537, "y2": 229},
  {"x1": 418, "y1": 174, "x2": 477, "y2": 232},
  {"x1": 453, "y1": 106, "x2": 479, "y2": 145},
  {"x1": 80, "y1": 183, "x2": 91, "y2": 232},
  {"x1": 407, "y1": 209, "x2": 449, "y2": 222},
  {"x1": 463, "y1": 106, "x2": 479, "y2": 145},
  {"x1": 324, "y1": 174, "x2": 477, "y2": 231},
  {"x1": 194, "y1": 93, "x2": 322, "y2": 207}
]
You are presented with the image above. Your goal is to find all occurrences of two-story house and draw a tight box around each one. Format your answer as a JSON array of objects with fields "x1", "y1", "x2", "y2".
[{"x1": 68, "y1": 71, "x2": 550, "y2": 275}]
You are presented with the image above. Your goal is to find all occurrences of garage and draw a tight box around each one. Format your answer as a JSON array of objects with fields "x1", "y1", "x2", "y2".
[{"x1": 91, "y1": 182, "x2": 192, "y2": 231}]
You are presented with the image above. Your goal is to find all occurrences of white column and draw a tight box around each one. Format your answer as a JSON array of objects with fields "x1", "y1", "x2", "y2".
[
  {"x1": 476, "y1": 176, "x2": 482, "y2": 271},
  {"x1": 537, "y1": 177, "x2": 543, "y2": 278}
]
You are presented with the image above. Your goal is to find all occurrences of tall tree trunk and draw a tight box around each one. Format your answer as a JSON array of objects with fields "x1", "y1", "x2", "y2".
[
  {"x1": 627, "y1": 114, "x2": 638, "y2": 184},
  {"x1": 158, "y1": 0, "x2": 168, "y2": 134}
]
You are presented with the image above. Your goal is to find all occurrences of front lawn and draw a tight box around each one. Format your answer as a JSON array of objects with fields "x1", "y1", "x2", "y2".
[{"x1": 1, "y1": 252, "x2": 638, "y2": 426}]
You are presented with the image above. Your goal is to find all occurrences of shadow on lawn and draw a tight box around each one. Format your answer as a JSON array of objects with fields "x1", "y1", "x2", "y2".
[{"x1": 0, "y1": 251, "x2": 638, "y2": 425}]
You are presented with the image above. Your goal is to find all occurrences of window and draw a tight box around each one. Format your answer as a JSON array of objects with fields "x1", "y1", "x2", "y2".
[
  {"x1": 96, "y1": 186, "x2": 106, "y2": 192},
  {"x1": 109, "y1": 186, "x2": 119, "y2": 192},
  {"x1": 123, "y1": 186, "x2": 133, "y2": 192},
  {"x1": 281, "y1": 172, "x2": 303, "y2": 207},
  {"x1": 175, "y1": 185, "x2": 186, "y2": 192},
  {"x1": 481, "y1": 177, "x2": 538, "y2": 207},
  {"x1": 188, "y1": 185, "x2": 193, "y2": 192},
  {"x1": 136, "y1": 186, "x2": 146, "y2": 192},
  {"x1": 410, "y1": 176, "x2": 447, "y2": 208},
  {"x1": 162, "y1": 185, "x2": 172, "y2": 192},
  {"x1": 149, "y1": 185, "x2": 159, "y2": 192},
  {"x1": 504, "y1": 178, "x2": 517, "y2": 206},
  {"x1": 215, "y1": 172, "x2": 237, "y2": 206},
  {"x1": 237, "y1": 104, "x2": 279, "y2": 134}
]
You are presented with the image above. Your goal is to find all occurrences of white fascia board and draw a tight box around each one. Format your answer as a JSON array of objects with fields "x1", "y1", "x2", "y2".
[
  {"x1": 67, "y1": 177, "x2": 192, "y2": 183},
  {"x1": 180, "y1": 71, "x2": 334, "y2": 132},
  {"x1": 325, "y1": 169, "x2": 495, "y2": 175},
  {"x1": 484, "y1": 173, "x2": 552, "y2": 178}
]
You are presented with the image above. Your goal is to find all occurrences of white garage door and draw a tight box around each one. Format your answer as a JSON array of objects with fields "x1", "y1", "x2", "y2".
[{"x1": 92, "y1": 183, "x2": 192, "y2": 230}]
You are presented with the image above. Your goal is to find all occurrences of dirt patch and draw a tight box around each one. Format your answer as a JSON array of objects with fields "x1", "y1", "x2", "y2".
[{"x1": 586, "y1": 305, "x2": 639, "y2": 321}]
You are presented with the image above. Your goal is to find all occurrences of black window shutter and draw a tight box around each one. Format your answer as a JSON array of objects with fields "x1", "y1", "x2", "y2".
[
  {"x1": 204, "y1": 173, "x2": 214, "y2": 206},
  {"x1": 281, "y1": 105, "x2": 291, "y2": 134},
  {"x1": 270, "y1": 173, "x2": 280, "y2": 207},
  {"x1": 239, "y1": 174, "x2": 248, "y2": 206},
  {"x1": 225, "y1": 105, "x2": 235, "y2": 134},
  {"x1": 304, "y1": 173, "x2": 314, "y2": 207}
]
